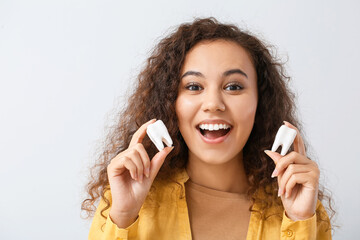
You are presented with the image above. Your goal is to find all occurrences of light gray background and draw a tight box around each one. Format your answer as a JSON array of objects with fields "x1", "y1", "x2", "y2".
[{"x1": 1, "y1": 0, "x2": 359, "y2": 239}]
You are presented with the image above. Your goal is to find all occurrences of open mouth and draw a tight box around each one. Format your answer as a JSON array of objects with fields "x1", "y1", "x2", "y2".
[
  {"x1": 196, "y1": 123, "x2": 232, "y2": 143},
  {"x1": 199, "y1": 128, "x2": 231, "y2": 139}
]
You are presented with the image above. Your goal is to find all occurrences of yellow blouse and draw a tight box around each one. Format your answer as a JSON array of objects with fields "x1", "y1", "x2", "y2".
[{"x1": 88, "y1": 168, "x2": 332, "y2": 240}]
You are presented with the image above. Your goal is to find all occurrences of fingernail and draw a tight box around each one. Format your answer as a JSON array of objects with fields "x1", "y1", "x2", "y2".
[
  {"x1": 148, "y1": 118, "x2": 156, "y2": 123},
  {"x1": 264, "y1": 150, "x2": 270, "y2": 155},
  {"x1": 278, "y1": 188, "x2": 282, "y2": 197},
  {"x1": 134, "y1": 172, "x2": 138, "y2": 180},
  {"x1": 285, "y1": 191, "x2": 289, "y2": 198},
  {"x1": 145, "y1": 167, "x2": 150, "y2": 178},
  {"x1": 271, "y1": 169, "x2": 278, "y2": 178},
  {"x1": 139, "y1": 174, "x2": 143, "y2": 183}
]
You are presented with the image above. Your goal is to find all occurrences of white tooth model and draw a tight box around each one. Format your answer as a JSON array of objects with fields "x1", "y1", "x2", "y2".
[
  {"x1": 146, "y1": 120, "x2": 173, "y2": 151},
  {"x1": 271, "y1": 125, "x2": 297, "y2": 156}
]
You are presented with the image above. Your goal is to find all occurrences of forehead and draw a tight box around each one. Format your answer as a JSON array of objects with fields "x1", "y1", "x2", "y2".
[{"x1": 180, "y1": 39, "x2": 256, "y2": 79}]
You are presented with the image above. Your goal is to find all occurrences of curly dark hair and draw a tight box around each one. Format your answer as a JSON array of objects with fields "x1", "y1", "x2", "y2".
[{"x1": 81, "y1": 17, "x2": 336, "y2": 233}]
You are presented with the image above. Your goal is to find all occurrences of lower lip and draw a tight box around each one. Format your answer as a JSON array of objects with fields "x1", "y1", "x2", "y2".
[{"x1": 197, "y1": 128, "x2": 232, "y2": 144}]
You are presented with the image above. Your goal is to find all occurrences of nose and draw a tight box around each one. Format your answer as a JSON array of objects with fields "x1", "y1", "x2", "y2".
[{"x1": 201, "y1": 88, "x2": 226, "y2": 112}]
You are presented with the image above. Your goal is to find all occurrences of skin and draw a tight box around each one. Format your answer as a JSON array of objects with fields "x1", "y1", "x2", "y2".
[
  {"x1": 265, "y1": 121, "x2": 319, "y2": 221},
  {"x1": 106, "y1": 39, "x2": 320, "y2": 229},
  {"x1": 175, "y1": 39, "x2": 258, "y2": 194},
  {"x1": 107, "y1": 119, "x2": 173, "y2": 228}
]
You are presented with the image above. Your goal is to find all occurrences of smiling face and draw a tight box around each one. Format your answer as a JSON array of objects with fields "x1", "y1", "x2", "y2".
[{"x1": 175, "y1": 39, "x2": 258, "y2": 165}]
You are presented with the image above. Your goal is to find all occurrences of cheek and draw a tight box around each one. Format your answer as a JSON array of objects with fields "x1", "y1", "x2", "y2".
[
  {"x1": 233, "y1": 96, "x2": 258, "y2": 122},
  {"x1": 231, "y1": 97, "x2": 258, "y2": 147},
  {"x1": 175, "y1": 96, "x2": 197, "y2": 124}
]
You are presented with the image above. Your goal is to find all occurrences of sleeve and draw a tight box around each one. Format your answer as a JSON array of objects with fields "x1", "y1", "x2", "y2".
[
  {"x1": 280, "y1": 200, "x2": 332, "y2": 240},
  {"x1": 88, "y1": 190, "x2": 139, "y2": 240}
]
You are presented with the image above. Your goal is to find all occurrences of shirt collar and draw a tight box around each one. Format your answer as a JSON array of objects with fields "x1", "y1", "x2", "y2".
[
  {"x1": 173, "y1": 167, "x2": 266, "y2": 212},
  {"x1": 173, "y1": 167, "x2": 190, "y2": 184}
]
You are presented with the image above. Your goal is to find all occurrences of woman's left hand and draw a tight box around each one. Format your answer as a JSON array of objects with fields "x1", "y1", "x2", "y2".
[{"x1": 264, "y1": 121, "x2": 319, "y2": 221}]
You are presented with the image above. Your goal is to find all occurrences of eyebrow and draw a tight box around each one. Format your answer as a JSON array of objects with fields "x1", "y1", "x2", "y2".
[{"x1": 180, "y1": 68, "x2": 248, "y2": 79}]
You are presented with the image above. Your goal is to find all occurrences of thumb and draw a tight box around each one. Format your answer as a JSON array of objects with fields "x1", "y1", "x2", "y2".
[
  {"x1": 149, "y1": 146, "x2": 174, "y2": 181},
  {"x1": 264, "y1": 150, "x2": 282, "y2": 165}
]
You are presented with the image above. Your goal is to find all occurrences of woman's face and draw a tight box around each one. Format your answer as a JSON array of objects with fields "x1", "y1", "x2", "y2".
[{"x1": 175, "y1": 39, "x2": 258, "y2": 165}]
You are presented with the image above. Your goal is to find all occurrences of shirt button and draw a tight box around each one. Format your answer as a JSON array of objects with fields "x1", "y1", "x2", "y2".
[{"x1": 286, "y1": 229, "x2": 293, "y2": 237}]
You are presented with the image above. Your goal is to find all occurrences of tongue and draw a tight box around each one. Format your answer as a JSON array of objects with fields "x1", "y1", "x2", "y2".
[{"x1": 203, "y1": 129, "x2": 228, "y2": 139}]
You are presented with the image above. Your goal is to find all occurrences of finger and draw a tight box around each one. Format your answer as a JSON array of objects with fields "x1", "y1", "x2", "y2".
[
  {"x1": 264, "y1": 150, "x2": 282, "y2": 165},
  {"x1": 134, "y1": 143, "x2": 151, "y2": 178},
  {"x1": 128, "y1": 149, "x2": 145, "y2": 183},
  {"x1": 283, "y1": 121, "x2": 306, "y2": 156},
  {"x1": 272, "y1": 151, "x2": 311, "y2": 177},
  {"x1": 122, "y1": 156, "x2": 138, "y2": 180},
  {"x1": 264, "y1": 150, "x2": 283, "y2": 178},
  {"x1": 129, "y1": 119, "x2": 157, "y2": 148},
  {"x1": 284, "y1": 172, "x2": 313, "y2": 198},
  {"x1": 149, "y1": 146, "x2": 174, "y2": 181},
  {"x1": 278, "y1": 163, "x2": 312, "y2": 196}
]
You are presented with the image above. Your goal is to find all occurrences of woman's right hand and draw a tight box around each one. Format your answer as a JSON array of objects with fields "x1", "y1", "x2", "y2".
[{"x1": 107, "y1": 119, "x2": 174, "y2": 228}]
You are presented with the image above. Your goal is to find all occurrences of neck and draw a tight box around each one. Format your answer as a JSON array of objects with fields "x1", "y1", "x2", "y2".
[{"x1": 185, "y1": 151, "x2": 250, "y2": 194}]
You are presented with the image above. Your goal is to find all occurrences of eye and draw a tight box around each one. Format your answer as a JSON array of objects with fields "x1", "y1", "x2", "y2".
[
  {"x1": 224, "y1": 82, "x2": 243, "y2": 91},
  {"x1": 185, "y1": 82, "x2": 203, "y2": 91}
]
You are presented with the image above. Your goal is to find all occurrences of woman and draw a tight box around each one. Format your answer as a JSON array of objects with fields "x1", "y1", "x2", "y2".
[{"x1": 82, "y1": 17, "x2": 334, "y2": 239}]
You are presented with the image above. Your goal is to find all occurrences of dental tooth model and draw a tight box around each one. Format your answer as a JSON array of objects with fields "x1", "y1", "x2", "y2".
[
  {"x1": 271, "y1": 125, "x2": 297, "y2": 156},
  {"x1": 146, "y1": 120, "x2": 173, "y2": 152}
]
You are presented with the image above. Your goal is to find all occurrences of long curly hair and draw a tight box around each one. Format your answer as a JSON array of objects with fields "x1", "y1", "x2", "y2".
[{"x1": 82, "y1": 17, "x2": 336, "y2": 232}]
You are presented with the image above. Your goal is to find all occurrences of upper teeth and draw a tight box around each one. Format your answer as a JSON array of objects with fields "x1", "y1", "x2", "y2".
[{"x1": 199, "y1": 123, "x2": 231, "y2": 131}]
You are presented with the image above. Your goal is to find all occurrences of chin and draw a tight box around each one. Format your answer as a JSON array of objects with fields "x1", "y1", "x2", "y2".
[{"x1": 191, "y1": 150, "x2": 240, "y2": 166}]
